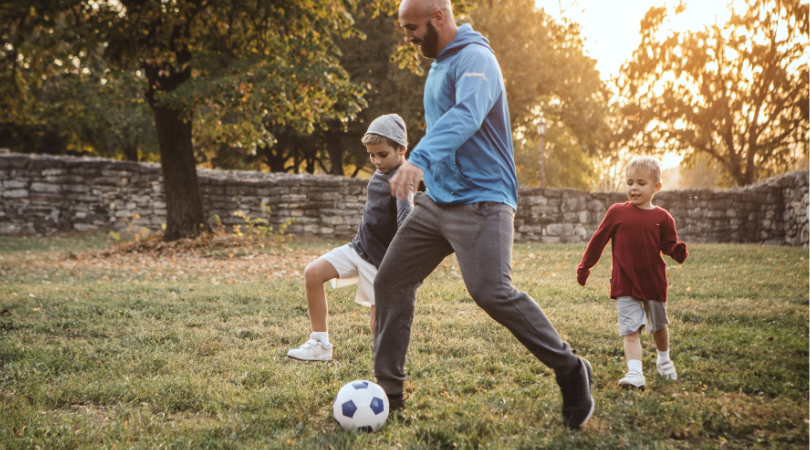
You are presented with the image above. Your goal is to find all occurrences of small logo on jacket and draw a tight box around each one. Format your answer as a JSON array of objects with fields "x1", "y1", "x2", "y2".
[{"x1": 463, "y1": 72, "x2": 489, "y2": 82}]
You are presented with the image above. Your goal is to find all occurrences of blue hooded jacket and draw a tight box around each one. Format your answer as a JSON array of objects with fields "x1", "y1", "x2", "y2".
[{"x1": 408, "y1": 24, "x2": 518, "y2": 210}]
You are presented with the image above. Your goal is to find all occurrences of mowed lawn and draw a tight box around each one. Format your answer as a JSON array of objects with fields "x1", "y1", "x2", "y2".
[{"x1": 0, "y1": 234, "x2": 807, "y2": 449}]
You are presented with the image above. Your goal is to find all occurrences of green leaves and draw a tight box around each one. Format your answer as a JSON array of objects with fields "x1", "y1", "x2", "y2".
[{"x1": 470, "y1": 0, "x2": 610, "y2": 189}]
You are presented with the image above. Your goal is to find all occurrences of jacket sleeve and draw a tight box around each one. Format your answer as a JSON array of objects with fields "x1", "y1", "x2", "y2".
[
  {"x1": 407, "y1": 47, "x2": 501, "y2": 172},
  {"x1": 396, "y1": 186, "x2": 414, "y2": 227},
  {"x1": 576, "y1": 206, "x2": 618, "y2": 286},
  {"x1": 660, "y1": 211, "x2": 688, "y2": 263}
]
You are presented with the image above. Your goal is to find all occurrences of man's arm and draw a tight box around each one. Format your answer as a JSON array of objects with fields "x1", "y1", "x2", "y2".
[
  {"x1": 390, "y1": 162, "x2": 422, "y2": 201},
  {"x1": 407, "y1": 47, "x2": 501, "y2": 175}
]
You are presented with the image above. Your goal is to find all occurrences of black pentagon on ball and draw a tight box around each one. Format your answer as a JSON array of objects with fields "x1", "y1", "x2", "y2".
[
  {"x1": 351, "y1": 381, "x2": 369, "y2": 389},
  {"x1": 342, "y1": 400, "x2": 357, "y2": 418},
  {"x1": 358, "y1": 425, "x2": 373, "y2": 433},
  {"x1": 370, "y1": 397, "x2": 385, "y2": 415}
]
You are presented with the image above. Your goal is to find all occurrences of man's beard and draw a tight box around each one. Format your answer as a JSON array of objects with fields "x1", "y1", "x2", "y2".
[{"x1": 414, "y1": 20, "x2": 440, "y2": 58}]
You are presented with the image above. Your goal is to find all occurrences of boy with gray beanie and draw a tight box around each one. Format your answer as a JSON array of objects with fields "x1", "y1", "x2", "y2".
[{"x1": 288, "y1": 114, "x2": 414, "y2": 361}]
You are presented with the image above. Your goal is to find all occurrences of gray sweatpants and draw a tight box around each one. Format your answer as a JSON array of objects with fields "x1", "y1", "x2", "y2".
[{"x1": 373, "y1": 193, "x2": 580, "y2": 395}]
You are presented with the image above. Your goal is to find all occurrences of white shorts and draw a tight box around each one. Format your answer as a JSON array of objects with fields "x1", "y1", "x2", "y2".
[
  {"x1": 318, "y1": 244, "x2": 377, "y2": 307},
  {"x1": 616, "y1": 296, "x2": 669, "y2": 336}
]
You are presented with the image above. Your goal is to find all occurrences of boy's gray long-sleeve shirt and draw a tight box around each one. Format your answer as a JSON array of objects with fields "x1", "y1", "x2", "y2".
[{"x1": 349, "y1": 166, "x2": 414, "y2": 268}]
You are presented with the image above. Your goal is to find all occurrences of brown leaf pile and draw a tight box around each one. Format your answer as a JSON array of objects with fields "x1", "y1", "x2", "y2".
[{"x1": 95, "y1": 232, "x2": 273, "y2": 259}]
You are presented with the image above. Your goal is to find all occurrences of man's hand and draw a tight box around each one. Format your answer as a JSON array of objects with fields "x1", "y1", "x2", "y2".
[{"x1": 390, "y1": 161, "x2": 423, "y2": 201}]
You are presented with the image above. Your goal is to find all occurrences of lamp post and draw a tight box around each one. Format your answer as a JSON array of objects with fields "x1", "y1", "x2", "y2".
[{"x1": 536, "y1": 118, "x2": 547, "y2": 189}]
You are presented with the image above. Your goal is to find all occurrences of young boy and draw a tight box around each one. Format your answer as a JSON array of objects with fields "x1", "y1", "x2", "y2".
[
  {"x1": 287, "y1": 114, "x2": 414, "y2": 361},
  {"x1": 576, "y1": 156, "x2": 688, "y2": 389}
]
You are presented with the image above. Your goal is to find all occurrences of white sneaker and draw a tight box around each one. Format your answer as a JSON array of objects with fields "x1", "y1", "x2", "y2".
[
  {"x1": 287, "y1": 339, "x2": 332, "y2": 361},
  {"x1": 656, "y1": 361, "x2": 678, "y2": 380},
  {"x1": 618, "y1": 370, "x2": 646, "y2": 389}
]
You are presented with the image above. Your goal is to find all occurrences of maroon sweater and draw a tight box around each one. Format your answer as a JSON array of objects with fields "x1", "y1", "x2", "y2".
[{"x1": 577, "y1": 202, "x2": 688, "y2": 302}]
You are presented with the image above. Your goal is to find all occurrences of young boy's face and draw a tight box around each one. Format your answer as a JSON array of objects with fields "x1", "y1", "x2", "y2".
[
  {"x1": 625, "y1": 167, "x2": 662, "y2": 209},
  {"x1": 367, "y1": 142, "x2": 406, "y2": 174}
]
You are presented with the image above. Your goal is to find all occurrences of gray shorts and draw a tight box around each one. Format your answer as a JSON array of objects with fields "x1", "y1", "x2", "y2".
[{"x1": 616, "y1": 296, "x2": 669, "y2": 336}]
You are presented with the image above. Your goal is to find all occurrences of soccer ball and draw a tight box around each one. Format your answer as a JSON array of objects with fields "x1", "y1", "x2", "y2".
[{"x1": 333, "y1": 380, "x2": 389, "y2": 432}]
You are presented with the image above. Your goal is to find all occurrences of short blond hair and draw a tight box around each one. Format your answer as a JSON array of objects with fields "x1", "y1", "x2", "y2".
[
  {"x1": 626, "y1": 156, "x2": 661, "y2": 182},
  {"x1": 361, "y1": 133, "x2": 403, "y2": 150}
]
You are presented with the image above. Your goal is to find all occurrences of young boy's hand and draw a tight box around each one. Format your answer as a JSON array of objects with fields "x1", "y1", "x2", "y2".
[{"x1": 576, "y1": 267, "x2": 589, "y2": 286}]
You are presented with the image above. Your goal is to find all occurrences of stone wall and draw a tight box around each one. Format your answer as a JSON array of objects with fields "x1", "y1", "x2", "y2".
[
  {"x1": 0, "y1": 153, "x2": 807, "y2": 246},
  {"x1": 514, "y1": 170, "x2": 809, "y2": 246},
  {"x1": 0, "y1": 154, "x2": 367, "y2": 238}
]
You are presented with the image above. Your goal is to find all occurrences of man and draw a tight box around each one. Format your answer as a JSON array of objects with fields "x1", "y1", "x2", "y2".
[{"x1": 372, "y1": 0, "x2": 596, "y2": 430}]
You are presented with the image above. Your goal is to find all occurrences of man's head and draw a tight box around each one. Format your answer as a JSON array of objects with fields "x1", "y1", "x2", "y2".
[
  {"x1": 399, "y1": 0, "x2": 457, "y2": 59},
  {"x1": 625, "y1": 156, "x2": 662, "y2": 209},
  {"x1": 363, "y1": 114, "x2": 408, "y2": 173}
]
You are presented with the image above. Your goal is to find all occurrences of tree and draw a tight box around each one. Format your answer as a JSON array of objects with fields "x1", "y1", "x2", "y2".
[
  {"x1": 1, "y1": 0, "x2": 365, "y2": 240},
  {"x1": 260, "y1": 0, "x2": 429, "y2": 177},
  {"x1": 468, "y1": 0, "x2": 611, "y2": 189},
  {"x1": 616, "y1": 0, "x2": 809, "y2": 186},
  {"x1": 0, "y1": 17, "x2": 158, "y2": 161}
]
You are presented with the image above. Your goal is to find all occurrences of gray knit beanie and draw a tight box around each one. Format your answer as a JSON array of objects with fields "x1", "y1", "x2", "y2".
[{"x1": 365, "y1": 114, "x2": 408, "y2": 148}]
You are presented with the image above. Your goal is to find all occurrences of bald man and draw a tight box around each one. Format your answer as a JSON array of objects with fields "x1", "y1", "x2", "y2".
[{"x1": 372, "y1": 0, "x2": 595, "y2": 430}]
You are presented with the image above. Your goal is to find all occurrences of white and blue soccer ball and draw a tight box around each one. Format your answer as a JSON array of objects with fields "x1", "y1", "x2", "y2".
[{"x1": 333, "y1": 380, "x2": 389, "y2": 432}]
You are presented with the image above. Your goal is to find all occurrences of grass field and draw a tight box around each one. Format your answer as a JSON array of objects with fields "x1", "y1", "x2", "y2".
[{"x1": 0, "y1": 234, "x2": 807, "y2": 449}]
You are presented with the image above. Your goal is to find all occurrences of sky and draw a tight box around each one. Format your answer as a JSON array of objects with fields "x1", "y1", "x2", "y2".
[
  {"x1": 533, "y1": 0, "x2": 748, "y2": 169},
  {"x1": 533, "y1": 0, "x2": 747, "y2": 81}
]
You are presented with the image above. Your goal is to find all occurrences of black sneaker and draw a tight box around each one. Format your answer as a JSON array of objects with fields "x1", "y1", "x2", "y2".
[
  {"x1": 555, "y1": 356, "x2": 595, "y2": 429},
  {"x1": 387, "y1": 393, "x2": 405, "y2": 411}
]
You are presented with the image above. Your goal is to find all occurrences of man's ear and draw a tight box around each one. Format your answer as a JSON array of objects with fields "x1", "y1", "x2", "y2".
[{"x1": 432, "y1": 7, "x2": 444, "y2": 24}]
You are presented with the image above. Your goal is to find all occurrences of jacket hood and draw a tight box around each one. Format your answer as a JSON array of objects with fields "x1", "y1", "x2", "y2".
[{"x1": 435, "y1": 23, "x2": 493, "y2": 62}]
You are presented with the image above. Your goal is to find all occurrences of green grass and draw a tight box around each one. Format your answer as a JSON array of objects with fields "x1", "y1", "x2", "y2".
[{"x1": 0, "y1": 235, "x2": 807, "y2": 449}]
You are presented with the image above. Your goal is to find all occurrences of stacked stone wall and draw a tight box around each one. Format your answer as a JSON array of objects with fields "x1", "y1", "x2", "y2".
[
  {"x1": 514, "y1": 170, "x2": 808, "y2": 246},
  {"x1": 0, "y1": 154, "x2": 806, "y2": 246}
]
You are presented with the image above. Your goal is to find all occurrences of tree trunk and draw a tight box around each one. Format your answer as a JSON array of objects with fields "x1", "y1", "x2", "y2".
[
  {"x1": 122, "y1": 144, "x2": 138, "y2": 162},
  {"x1": 327, "y1": 136, "x2": 344, "y2": 176},
  {"x1": 144, "y1": 63, "x2": 210, "y2": 241}
]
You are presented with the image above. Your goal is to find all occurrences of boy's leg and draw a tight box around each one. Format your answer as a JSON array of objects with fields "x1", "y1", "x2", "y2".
[
  {"x1": 288, "y1": 258, "x2": 339, "y2": 361},
  {"x1": 654, "y1": 325, "x2": 677, "y2": 379},
  {"x1": 652, "y1": 325, "x2": 669, "y2": 352},
  {"x1": 644, "y1": 300, "x2": 677, "y2": 379},
  {"x1": 374, "y1": 196, "x2": 454, "y2": 397},
  {"x1": 617, "y1": 297, "x2": 646, "y2": 388},
  {"x1": 623, "y1": 330, "x2": 642, "y2": 362},
  {"x1": 303, "y1": 258, "x2": 339, "y2": 332},
  {"x1": 618, "y1": 330, "x2": 646, "y2": 388}
]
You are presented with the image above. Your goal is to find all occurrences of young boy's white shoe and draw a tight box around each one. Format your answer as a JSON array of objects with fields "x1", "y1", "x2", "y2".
[
  {"x1": 287, "y1": 339, "x2": 332, "y2": 361},
  {"x1": 618, "y1": 370, "x2": 646, "y2": 389},
  {"x1": 656, "y1": 361, "x2": 678, "y2": 380}
]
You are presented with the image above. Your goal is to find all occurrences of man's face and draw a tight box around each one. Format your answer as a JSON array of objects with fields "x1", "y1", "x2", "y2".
[{"x1": 399, "y1": 4, "x2": 441, "y2": 58}]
